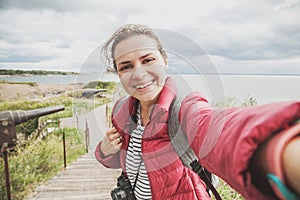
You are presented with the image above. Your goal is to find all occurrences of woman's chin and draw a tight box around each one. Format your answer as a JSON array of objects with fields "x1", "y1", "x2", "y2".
[{"x1": 135, "y1": 93, "x2": 158, "y2": 103}]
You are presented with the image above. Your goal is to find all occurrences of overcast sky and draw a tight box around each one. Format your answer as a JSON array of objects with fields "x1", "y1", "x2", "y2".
[{"x1": 0, "y1": 0, "x2": 299, "y2": 75}]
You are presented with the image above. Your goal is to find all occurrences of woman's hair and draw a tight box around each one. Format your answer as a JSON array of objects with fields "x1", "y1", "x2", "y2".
[{"x1": 101, "y1": 24, "x2": 167, "y2": 72}]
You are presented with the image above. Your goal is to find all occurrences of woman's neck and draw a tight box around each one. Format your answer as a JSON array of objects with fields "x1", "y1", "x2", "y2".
[{"x1": 139, "y1": 100, "x2": 155, "y2": 126}]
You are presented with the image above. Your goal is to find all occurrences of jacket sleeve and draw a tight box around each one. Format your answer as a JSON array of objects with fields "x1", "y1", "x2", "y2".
[
  {"x1": 94, "y1": 141, "x2": 122, "y2": 169},
  {"x1": 94, "y1": 99, "x2": 126, "y2": 169},
  {"x1": 180, "y1": 92, "x2": 300, "y2": 199}
]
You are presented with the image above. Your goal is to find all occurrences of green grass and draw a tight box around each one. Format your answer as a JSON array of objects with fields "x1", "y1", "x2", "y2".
[
  {"x1": 0, "y1": 96, "x2": 72, "y2": 113},
  {"x1": 0, "y1": 80, "x2": 38, "y2": 86},
  {"x1": 214, "y1": 180, "x2": 244, "y2": 200},
  {"x1": 0, "y1": 128, "x2": 86, "y2": 200}
]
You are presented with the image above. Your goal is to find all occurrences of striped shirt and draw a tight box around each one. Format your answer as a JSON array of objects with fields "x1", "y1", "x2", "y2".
[{"x1": 126, "y1": 105, "x2": 152, "y2": 199}]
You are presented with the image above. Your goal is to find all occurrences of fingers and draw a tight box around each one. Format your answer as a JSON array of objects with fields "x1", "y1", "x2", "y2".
[
  {"x1": 111, "y1": 135, "x2": 122, "y2": 146},
  {"x1": 116, "y1": 141, "x2": 122, "y2": 149},
  {"x1": 106, "y1": 127, "x2": 121, "y2": 141},
  {"x1": 113, "y1": 135, "x2": 122, "y2": 144},
  {"x1": 101, "y1": 127, "x2": 123, "y2": 157}
]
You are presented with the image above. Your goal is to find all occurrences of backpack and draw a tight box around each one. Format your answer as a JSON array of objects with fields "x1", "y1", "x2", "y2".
[{"x1": 113, "y1": 95, "x2": 221, "y2": 200}]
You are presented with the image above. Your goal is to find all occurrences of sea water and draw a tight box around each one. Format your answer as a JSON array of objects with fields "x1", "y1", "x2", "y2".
[
  {"x1": 170, "y1": 74, "x2": 300, "y2": 105},
  {"x1": 1, "y1": 74, "x2": 299, "y2": 105}
]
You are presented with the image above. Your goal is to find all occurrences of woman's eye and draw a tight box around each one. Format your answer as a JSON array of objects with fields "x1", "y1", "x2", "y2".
[
  {"x1": 143, "y1": 57, "x2": 155, "y2": 64},
  {"x1": 118, "y1": 65, "x2": 132, "y2": 72}
]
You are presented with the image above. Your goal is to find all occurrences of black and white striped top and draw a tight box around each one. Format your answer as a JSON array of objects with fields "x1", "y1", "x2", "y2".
[{"x1": 126, "y1": 105, "x2": 152, "y2": 199}]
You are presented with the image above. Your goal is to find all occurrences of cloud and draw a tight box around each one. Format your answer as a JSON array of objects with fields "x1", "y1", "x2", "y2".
[
  {"x1": 0, "y1": 0, "x2": 104, "y2": 12},
  {"x1": 0, "y1": 0, "x2": 299, "y2": 75},
  {"x1": 183, "y1": 0, "x2": 300, "y2": 60},
  {"x1": 275, "y1": 0, "x2": 298, "y2": 12}
]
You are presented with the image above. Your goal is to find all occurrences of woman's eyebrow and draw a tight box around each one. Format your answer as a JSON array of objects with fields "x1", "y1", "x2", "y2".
[
  {"x1": 117, "y1": 53, "x2": 154, "y2": 66},
  {"x1": 140, "y1": 53, "x2": 152, "y2": 60},
  {"x1": 117, "y1": 60, "x2": 131, "y2": 66}
]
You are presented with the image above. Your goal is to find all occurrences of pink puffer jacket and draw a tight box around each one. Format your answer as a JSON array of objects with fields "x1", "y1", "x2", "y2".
[{"x1": 95, "y1": 77, "x2": 300, "y2": 199}]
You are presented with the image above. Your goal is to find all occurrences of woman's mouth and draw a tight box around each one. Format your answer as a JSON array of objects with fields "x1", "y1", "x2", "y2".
[{"x1": 134, "y1": 81, "x2": 154, "y2": 89}]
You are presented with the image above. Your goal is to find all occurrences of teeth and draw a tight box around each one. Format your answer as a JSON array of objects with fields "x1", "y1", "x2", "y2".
[{"x1": 135, "y1": 81, "x2": 152, "y2": 89}]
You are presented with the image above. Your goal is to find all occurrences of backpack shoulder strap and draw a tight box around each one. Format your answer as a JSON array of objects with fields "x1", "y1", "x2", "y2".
[
  {"x1": 168, "y1": 95, "x2": 197, "y2": 166},
  {"x1": 112, "y1": 96, "x2": 129, "y2": 116},
  {"x1": 168, "y1": 95, "x2": 222, "y2": 200}
]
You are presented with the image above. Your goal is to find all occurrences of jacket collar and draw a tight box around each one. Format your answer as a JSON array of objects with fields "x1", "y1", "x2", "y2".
[
  {"x1": 113, "y1": 77, "x2": 178, "y2": 131},
  {"x1": 129, "y1": 77, "x2": 177, "y2": 118},
  {"x1": 151, "y1": 77, "x2": 177, "y2": 118}
]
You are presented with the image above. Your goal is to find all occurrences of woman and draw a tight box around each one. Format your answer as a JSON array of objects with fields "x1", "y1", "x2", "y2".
[{"x1": 95, "y1": 24, "x2": 300, "y2": 199}]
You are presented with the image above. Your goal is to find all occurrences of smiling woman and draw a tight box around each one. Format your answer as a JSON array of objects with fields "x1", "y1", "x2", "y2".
[
  {"x1": 114, "y1": 35, "x2": 168, "y2": 109},
  {"x1": 95, "y1": 24, "x2": 300, "y2": 200}
]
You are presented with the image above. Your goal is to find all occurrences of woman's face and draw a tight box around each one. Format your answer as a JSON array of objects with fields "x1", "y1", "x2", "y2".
[{"x1": 114, "y1": 35, "x2": 168, "y2": 103}]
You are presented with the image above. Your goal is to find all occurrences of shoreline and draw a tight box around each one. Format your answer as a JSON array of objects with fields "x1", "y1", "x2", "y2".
[
  {"x1": 1, "y1": 75, "x2": 299, "y2": 105},
  {"x1": 0, "y1": 82, "x2": 84, "y2": 102}
]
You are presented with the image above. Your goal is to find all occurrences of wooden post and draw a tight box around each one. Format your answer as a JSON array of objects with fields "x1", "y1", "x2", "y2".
[
  {"x1": 85, "y1": 120, "x2": 90, "y2": 153},
  {"x1": 1, "y1": 143, "x2": 11, "y2": 200},
  {"x1": 62, "y1": 131, "x2": 67, "y2": 168}
]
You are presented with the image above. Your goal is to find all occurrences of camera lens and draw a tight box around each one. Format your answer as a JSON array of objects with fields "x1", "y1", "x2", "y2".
[
  {"x1": 111, "y1": 188, "x2": 128, "y2": 200},
  {"x1": 111, "y1": 192, "x2": 119, "y2": 200}
]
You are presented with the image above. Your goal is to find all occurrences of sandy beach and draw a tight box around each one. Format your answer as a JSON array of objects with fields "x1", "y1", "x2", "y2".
[{"x1": 0, "y1": 82, "x2": 84, "y2": 101}]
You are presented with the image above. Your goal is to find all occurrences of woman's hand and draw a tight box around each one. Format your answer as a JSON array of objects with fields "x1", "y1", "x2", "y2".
[
  {"x1": 283, "y1": 136, "x2": 300, "y2": 196},
  {"x1": 100, "y1": 127, "x2": 123, "y2": 157}
]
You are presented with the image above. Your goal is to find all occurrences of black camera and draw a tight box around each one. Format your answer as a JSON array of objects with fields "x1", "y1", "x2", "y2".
[{"x1": 111, "y1": 173, "x2": 136, "y2": 200}]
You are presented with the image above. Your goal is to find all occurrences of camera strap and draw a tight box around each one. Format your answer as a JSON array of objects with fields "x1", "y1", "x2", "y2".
[
  {"x1": 119, "y1": 169, "x2": 140, "y2": 193},
  {"x1": 131, "y1": 159, "x2": 143, "y2": 191}
]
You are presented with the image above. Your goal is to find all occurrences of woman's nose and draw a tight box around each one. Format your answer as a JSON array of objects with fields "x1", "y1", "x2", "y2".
[{"x1": 132, "y1": 65, "x2": 147, "y2": 80}]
